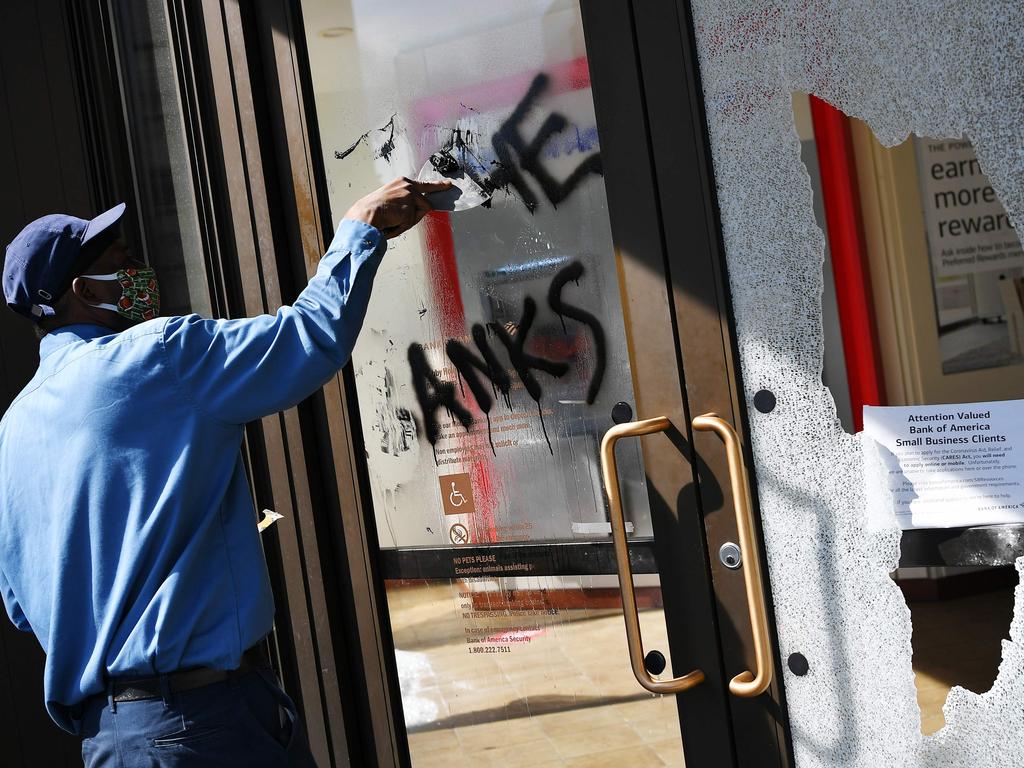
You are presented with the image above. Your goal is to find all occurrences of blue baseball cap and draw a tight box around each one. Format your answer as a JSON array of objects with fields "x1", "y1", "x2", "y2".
[{"x1": 3, "y1": 203, "x2": 126, "y2": 321}]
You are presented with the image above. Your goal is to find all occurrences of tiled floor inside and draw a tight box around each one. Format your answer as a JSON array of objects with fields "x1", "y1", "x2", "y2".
[
  {"x1": 908, "y1": 586, "x2": 1015, "y2": 735},
  {"x1": 388, "y1": 580, "x2": 1016, "y2": 765}
]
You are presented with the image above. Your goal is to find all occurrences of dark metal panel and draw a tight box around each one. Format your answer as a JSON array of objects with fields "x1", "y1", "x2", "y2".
[
  {"x1": 220, "y1": 2, "x2": 283, "y2": 308},
  {"x1": 182, "y1": 2, "x2": 416, "y2": 764},
  {"x1": 0, "y1": 53, "x2": 27, "y2": 231},
  {"x1": 580, "y1": 2, "x2": 738, "y2": 766},
  {"x1": 0, "y1": 316, "x2": 38, "y2": 413},
  {"x1": 0, "y1": 2, "x2": 101, "y2": 761},
  {"x1": 165, "y1": 0, "x2": 231, "y2": 319},
  {"x1": 0, "y1": 34, "x2": 33, "y2": 415},
  {"x1": 0, "y1": 3, "x2": 66, "y2": 215},
  {"x1": 1, "y1": 623, "x2": 82, "y2": 766},
  {"x1": 0, "y1": 39, "x2": 43, "y2": 394},
  {"x1": 135, "y1": 1, "x2": 380, "y2": 764},
  {"x1": 193, "y1": 3, "x2": 334, "y2": 765},
  {"x1": 0, "y1": 624, "x2": 27, "y2": 766},
  {"x1": 227, "y1": 3, "x2": 360, "y2": 764},
  {"x1": 37, "y1": 0, "x2": 94, "y2": 217},
  {"x1": 254, "y1": 414, "x2": 333, "y2": 768},
  {"x1": 630, "y1": 0, "x2": 794, "y2": 765},
  {"x1": 250, "y1": 4, "x2": 392, "y2": 766},
  {"x1": 313, "y1": 370, "x2": 409, "y2": 768},
  {"x1": 196, "y1": 0, "x2": 269, "y2": 318},
  {"x1": 0, "y1": 62, "x2": 40, "y2": 402},
  {"x1": 279, "y1": 4, "x2": 414, "y2": 766},
  {"x1": 379, "y1": 542, "x2": 660, "y2": 580},
  {"x1": 0, "y1": 332, "x2": 10, "y2": 410},
  {"x1": 64, "y1": 0, "x2": 140, "y2": 237}
]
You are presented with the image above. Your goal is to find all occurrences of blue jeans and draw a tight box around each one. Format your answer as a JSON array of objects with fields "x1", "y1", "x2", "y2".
[{"x1": 79, "y1": 666, "x2": 319, "y2": 767}]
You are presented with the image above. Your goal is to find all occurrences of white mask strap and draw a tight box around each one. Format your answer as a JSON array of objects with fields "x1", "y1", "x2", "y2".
[{"x1": 79, "y1": 274, "x2": 120, "y2": 313}]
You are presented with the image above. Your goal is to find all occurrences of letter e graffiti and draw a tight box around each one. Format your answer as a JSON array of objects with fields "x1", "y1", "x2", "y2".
[{"x1": 491, "y1": 72, "x2": 603, "y2": 211}]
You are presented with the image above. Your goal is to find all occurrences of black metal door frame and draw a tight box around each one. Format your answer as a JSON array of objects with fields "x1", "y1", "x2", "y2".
[
  {"x1": 581, "y1": 2, "x2": 795, "y2": 765},
  {"x1": 583, "y1": 2, "x2": 794, "y2": 765},
  {"x1": 170, "y1": 2, "x2": 405, "y2": 765}
]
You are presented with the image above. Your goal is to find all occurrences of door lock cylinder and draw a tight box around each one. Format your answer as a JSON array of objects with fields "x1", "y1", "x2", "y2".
[{"x1": 719, "y1": 542, "x2": 742, "y2": 569}]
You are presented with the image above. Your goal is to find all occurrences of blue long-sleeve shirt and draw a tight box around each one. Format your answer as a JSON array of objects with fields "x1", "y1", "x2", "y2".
[{"x1": 0, "y1": 219, "x2": 384, "y2": 732}]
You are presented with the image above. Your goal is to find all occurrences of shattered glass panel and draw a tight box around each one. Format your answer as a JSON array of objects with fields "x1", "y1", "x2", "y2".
[
  {"x1": 303, "y1": 0, "x2": 650, "y2": 549},
  {"x1": 691, "y1": 2, "x2": 1024, "y2": 765}
]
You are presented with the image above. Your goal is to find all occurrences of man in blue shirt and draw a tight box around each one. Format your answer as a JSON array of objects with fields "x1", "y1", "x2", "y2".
[{"x1": 0, "y1": 175, "x2": 450, "y2": 767}]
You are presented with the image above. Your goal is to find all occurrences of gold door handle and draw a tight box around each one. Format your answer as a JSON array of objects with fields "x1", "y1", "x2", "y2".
[
  {"x1": 600, "y1": 416, "x2": 705, "y2": 694},
  {"x1": 692, "y1": 413, "x2": 773, "y2": 697}
]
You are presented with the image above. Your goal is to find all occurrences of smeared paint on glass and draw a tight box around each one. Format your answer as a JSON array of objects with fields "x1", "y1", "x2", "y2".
[
  {"x1": 334, "y1": 113, "x2": 398, "y2": 162},
  {"x1": 309, "y1": 3, "x2": 652, "y2": 551}
]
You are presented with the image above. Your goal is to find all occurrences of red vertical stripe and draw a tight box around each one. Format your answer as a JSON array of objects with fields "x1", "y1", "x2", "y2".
[
  {"x1": 421, "y1": 210, "x2": 498, "y2": 543},
  {"x1": 414, "y1": 58, "x2": 595, "y2": 545},
  {"x1": 422, "y1": 211, "x2": 465, "y2": 336},
  {"x1": 809, "y1": 96, "x2": 886, "y2": 430}
]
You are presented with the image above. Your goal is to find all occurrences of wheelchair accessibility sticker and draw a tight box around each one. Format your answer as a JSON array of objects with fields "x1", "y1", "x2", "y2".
[{"x1": 440, "y1": 472, "x2": 476, "y2": 516}]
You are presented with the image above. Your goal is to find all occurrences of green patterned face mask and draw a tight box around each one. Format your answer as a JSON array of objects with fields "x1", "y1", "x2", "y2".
[{"x1": 82, "y1": 267, "x2": 161, "y2": 322}]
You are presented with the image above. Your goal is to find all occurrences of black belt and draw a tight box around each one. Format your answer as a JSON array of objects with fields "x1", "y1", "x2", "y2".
[{"x1": 108, "y1": 644, "x2": 269, "y2": 703}]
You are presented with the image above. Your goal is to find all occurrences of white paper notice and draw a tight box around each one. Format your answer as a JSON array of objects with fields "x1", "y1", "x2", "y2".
[{"x1": 863, "y1": 399, "x2": 1024, "y2": 529}]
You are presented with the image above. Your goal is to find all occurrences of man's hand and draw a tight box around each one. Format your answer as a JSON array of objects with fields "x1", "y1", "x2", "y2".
[{"x1": 345, "y1": 177, "x2": 453, "y2": 239}]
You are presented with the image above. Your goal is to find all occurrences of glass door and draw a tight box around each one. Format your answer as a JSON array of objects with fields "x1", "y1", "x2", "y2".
[{"x1": 299, "y1": 2, "x2": 787, "y2": 766}]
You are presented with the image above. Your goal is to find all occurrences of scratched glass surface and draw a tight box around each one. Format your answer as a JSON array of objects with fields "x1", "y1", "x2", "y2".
[
  {"x1": 301, "y1": 2, "x2": 683, "y2": 764},
  {"x1": 303, "y1": 0, "x2": 652, "y2": 550}
]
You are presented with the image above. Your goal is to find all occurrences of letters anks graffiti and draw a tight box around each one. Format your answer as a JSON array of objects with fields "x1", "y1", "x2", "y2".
[{"x1": 408, "y1": 262, "x2": 607, "y2": 456}]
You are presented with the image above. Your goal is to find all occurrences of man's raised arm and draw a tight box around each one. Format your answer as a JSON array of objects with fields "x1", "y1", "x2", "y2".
[{"x1": 163, "y1": 177, "x2": 450, "y2": 425}]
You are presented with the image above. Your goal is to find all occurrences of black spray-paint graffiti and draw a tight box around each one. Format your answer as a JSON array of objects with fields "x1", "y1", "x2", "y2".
[
  {"x1": 427, "y1": 128, "x2": 497, "y2": 209},
  {"x1": 489, "y1": 73, "x2": 604, "y2": 212},
  {"x1": 408, "y1": 262, "x2": 606, "y2": 456},
  {"x1": 548, "y1": 261, "x2": 606, "y2": 403},
  {"x1": 375, "y1": 367, "x2": 417, "y2": 456},
  {"x1": 335, "y1": 114, "x2": 397, "y2": 162},
  {"x1": 334, "y1": 72, "x2": 602, "y2": 213}
]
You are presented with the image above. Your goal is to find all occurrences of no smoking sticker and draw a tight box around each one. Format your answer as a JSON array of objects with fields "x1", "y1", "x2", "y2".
[{"x1": 449, "y1": 523, "x2": 470, "y2": 545}]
